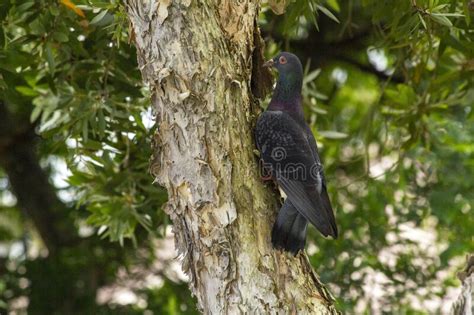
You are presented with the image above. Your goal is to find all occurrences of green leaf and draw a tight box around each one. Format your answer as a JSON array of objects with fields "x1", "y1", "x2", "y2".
[
  {"x1": 17, "y1": 1, "x2": 35, "y2": 12},
  {"x1": 45, "y1": 43, "x2": 55, "y2": 73},
  {"x1": 83, "y1": 140, "x2": 103, "y2": 150},
  {"x1": 15, "y1": 86, "x2": 38, "y2": 96},
  {"x1": 385, "y1": 84, "x2": 417, "y2": 107},
  {"x1": 82, "y1": 119, "x2": 89, "y2": 142},
  {"x1": 30, "y1": 105, "x2": 42, "y2": 123},
  {"x1": 319, "y1": 130, "x2": 348, "y2": 139},
  {"x1": 418, "y1": 13, "x2": 427, "y2": 30},
  {"x1": 434, "y1": 13, "x2": 463, "y2": 17},
  {"x1": 463, "y1": 0, "x2": 471, "y2": 25},
  {"x1": 430, "y1": 14, "x2": 453, "y2": 27},
  {"x1": 29, "y1": 18, "x2": 46, "y2": 35},
  {"x1": 304, "y1": 69, "x2": 321, "y2": 84},
  {"x1": 50, "y1": 5, "x2": 60, "y2": 16},
  {"x1": 132, "y1": 112, "x2": 146, "y2": 131},
  {"x1": 90, "y1": 10, "x2": 108, "y2": 25},
  {"x1": 98, "y1": 109, "x2": 106, "y2": 138},
  {"x1": 316, "y1": 4, "x2": 339, "y2": 23},
  {"x1": 53, "y1": 31, "x2": 69, "y2": 43},
  {"x1": 67, "y1": 171, "x2": 92, "y2": 186},
  {"x1": 326, "y1": 0, "x2": 340, "y2": 12},
  {"x1": 307, "y1": 89, "x2": 328, "y2": 100},
  {"x1": 309, "y1": 105, "x2": 328, "y2": 114},
  {"x1": 431, "y1": 4, "x2": 449, "y2": 12}
]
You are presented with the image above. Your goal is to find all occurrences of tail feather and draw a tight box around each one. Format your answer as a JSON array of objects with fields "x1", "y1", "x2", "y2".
[
  {"x1": 320, "y1": 187, "x2": 338, "y2": 238},
  {"x1": 271, "y1": 200, "x2": 308, "y2": 255},
  {"x1": 278, "y1": 178, "x2": 336, "y2": 238}
]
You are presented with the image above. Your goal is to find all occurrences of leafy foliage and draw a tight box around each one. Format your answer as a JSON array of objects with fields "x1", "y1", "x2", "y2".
[
  {"x1": 262, "y1": 0, "x2": 473, "y2": 312},
  {"x1": 1, "y1": 0, "x2": 165, "y2": 243},
  {"x1": 0, "y1": 0, "x2": 472, "y2": 313},
  {"x1": 0, "y1": 0, "x2": 179, "y2": 313}
]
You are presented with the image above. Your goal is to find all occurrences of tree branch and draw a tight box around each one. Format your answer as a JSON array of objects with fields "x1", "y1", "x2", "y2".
[
  {"x1": 0, "y1": 101, "x2": 78, "y2": 253},
  {"x1": 262, "y1": 24, "x2": 405, "y2": 83}
]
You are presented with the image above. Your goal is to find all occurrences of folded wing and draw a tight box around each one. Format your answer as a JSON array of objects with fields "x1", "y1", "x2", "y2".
[{"x1": 255, "y1": 111, "x2": 337, "y2": 238}]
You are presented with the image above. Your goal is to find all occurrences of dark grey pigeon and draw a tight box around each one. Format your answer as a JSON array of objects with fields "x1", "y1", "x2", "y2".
[{"x1": 255, "y1": 52, "x2": 338, "y2": 255}]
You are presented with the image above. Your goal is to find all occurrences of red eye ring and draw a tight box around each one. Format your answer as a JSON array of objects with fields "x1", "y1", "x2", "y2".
[{"x1": 279, "y1": 56, "x2": 287, "y2": 64}]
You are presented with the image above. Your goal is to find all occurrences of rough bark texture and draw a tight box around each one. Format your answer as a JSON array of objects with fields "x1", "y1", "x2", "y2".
[
  {"x1": 125, "y1": 1, "x2": 337, "y2": 313},
  {"x1": 451, "y1": 255, "x2": 474, "y2": 315}
]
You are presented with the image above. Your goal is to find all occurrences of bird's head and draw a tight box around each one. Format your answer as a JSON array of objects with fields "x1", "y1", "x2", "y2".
[{"x1": 263, "y1": 52, "x2": 303, "y2": 77}]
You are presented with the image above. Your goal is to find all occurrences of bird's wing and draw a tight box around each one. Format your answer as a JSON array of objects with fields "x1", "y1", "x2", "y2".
[
  {"x1": 255, "y1": 111, "x2": 337, "y2": 237},
  {"x1": 255, "y1": 111, "x2": 319, "y2": 184},
  {"x1": 304, "y1": 126, "x2": 338, "y2": 238},
  {"x1": 319, "y1": 177, "x2": 338, "y2": 238},
  {"x1": 278, "y1": 178, "x2": 336, "y2": 237}
]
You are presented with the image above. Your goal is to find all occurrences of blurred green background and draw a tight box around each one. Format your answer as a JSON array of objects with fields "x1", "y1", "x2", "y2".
[{"x1": 0, "y1": 0, "x2": 473, "y2": 314}]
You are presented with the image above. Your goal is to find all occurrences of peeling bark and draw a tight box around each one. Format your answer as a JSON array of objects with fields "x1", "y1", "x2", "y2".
[
  {"x1": 451, "y1": 255, "x2": 474, "y2": 315},
  {"x1": 125, "y1": 1, "x2": 337, "y2": 313}
]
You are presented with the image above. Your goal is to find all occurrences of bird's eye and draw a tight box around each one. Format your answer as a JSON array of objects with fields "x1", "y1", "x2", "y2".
[{"x1": 279, "y1": 56, "x2": 287, "y2": 64}]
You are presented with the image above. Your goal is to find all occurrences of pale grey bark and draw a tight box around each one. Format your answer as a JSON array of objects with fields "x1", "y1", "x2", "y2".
[
  {"x1": 451, "y1": 255, "x2": 474, "y2": 315},
  {"x1": 125, "y1": 1, "x2": 337, "y2": 313}
]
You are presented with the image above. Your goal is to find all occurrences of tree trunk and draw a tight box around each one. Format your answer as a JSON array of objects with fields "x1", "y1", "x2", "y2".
[
  {"x1": 125, "y1": 1, "x2": 337, "y2": 313},
  {"x1": 451, "y1": 255, "x2": 474, "y2": 315}
]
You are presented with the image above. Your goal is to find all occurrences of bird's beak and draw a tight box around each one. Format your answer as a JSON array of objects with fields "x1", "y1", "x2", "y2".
[{"x1": 263, "y1": 59, "x2": 274, "y2": 68}]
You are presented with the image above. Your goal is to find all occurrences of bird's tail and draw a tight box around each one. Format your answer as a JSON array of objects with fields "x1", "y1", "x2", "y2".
[{"x1": 271, "y1": 199, "x2": 308, "y2": 255}]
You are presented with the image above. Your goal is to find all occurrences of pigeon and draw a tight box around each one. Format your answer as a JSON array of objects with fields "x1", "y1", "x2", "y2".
[{"x1": 255, "y1": 52, "x2": 338, "y2": 255}]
